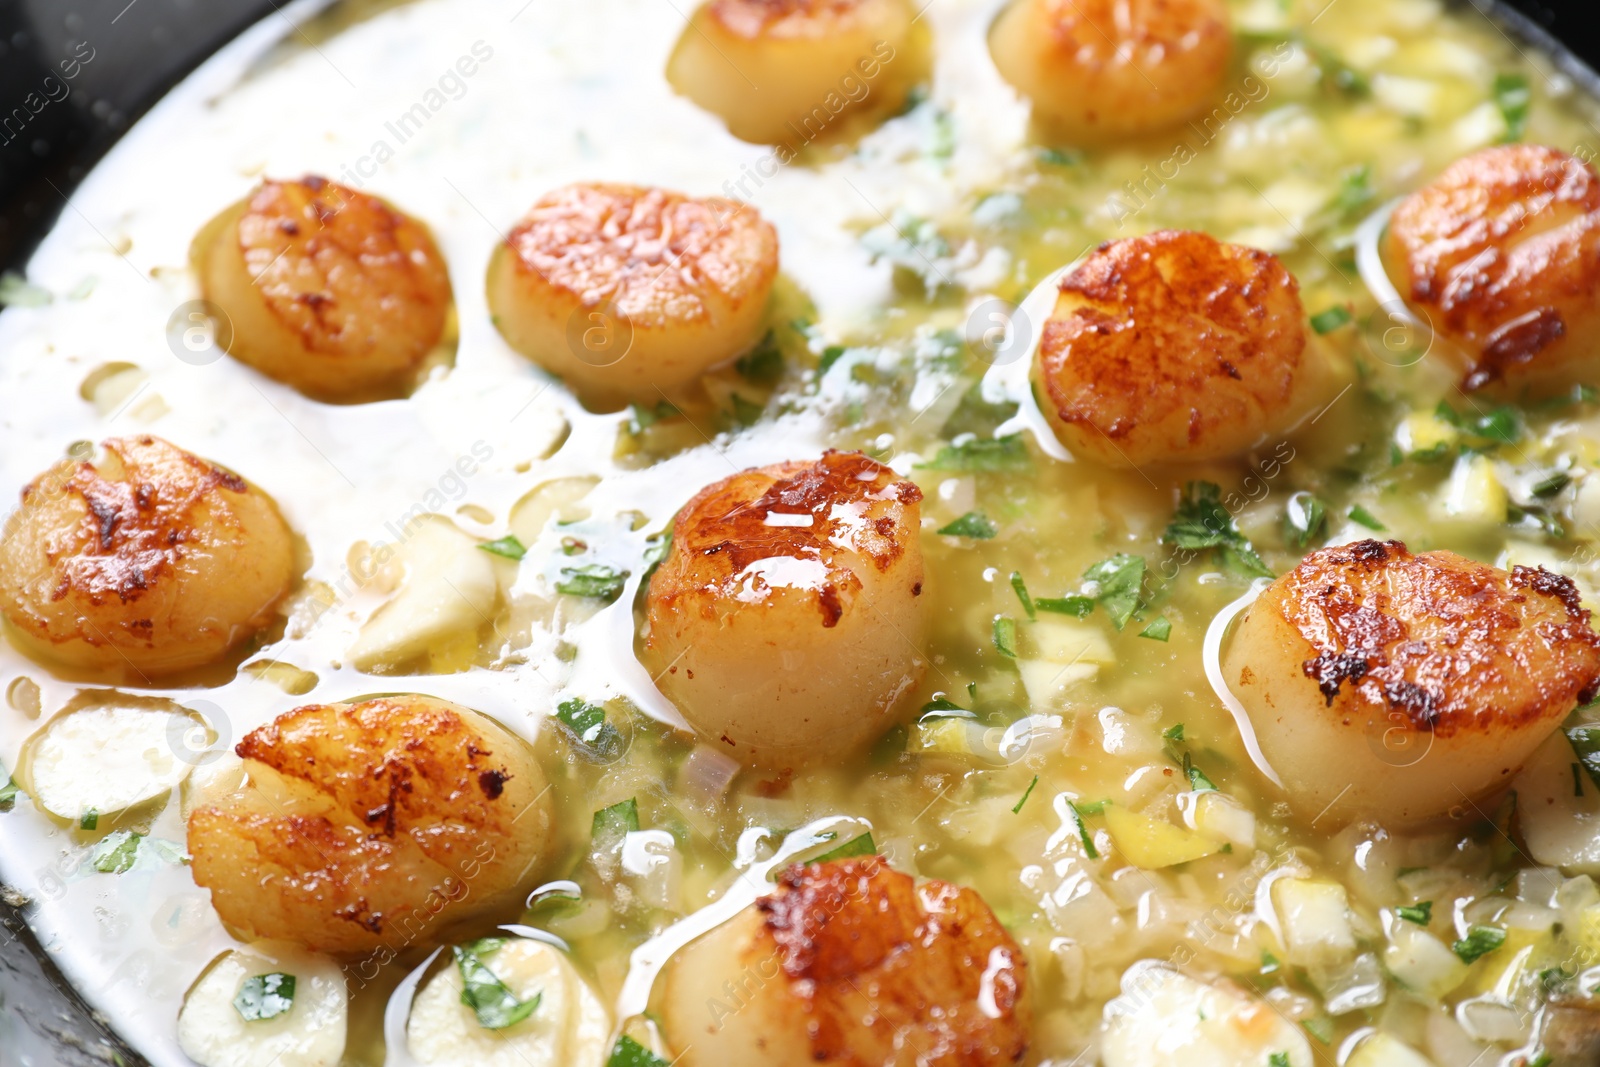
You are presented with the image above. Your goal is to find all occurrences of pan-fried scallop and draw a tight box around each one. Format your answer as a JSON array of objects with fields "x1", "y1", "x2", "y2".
[
  {"x1": 667, "y1": 0, "x2": 914, "y2": 145},
  {"x1": 660, "y1": 857, "x2": 1030, "y2": 1067},
  {"x1": 1223, "y1": 539, "x2": 1600, "y2": 826},
  {"x1": 1032, "y1": 230, "x2": 1338, "y2": 467},
  {"x1": 1382, "y1": 144, "x2": 1600, "y2": 392},
  {"x1": 186, "y1": 696, "x2": 554, "y2": 955},
  {"x1": 193, "y1": 175, "x2": 452, "y2": 401},
  {"x1": 0, "y1": 436, "x2": 295, "y2": 677},
  {"x1": 640, "y1": 450, "x2": 926, "y2": 772},
  {"x1": 989, "y1": 0, "x2": 1232, "y2": 140},
  {"x1": 486, "y1": 182, "x2": 779, "y2": 406}
]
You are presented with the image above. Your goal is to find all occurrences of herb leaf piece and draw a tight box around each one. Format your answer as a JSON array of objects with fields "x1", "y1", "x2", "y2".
[
  {"x1": 90, "y1": 830, "x2": 144, "y2": 874},
  {"x1": 920, "y1": 434, "x2": 1029, "y2": 472},
  {"x1": 1139, "y1": 617, "x2": 1172, "y2": 642},
  {"x1": 608, "y1": 1036, "x2": 672, "y2": 1067},
  {"x1": 557, "y1": 564, "x2": 629, "y2": 600},
  {"x1": 556, "y1": 699, "x2": 623, "y2": 760},
  {"x1": 478, "y1": 535, "x2": 527, "y2": 561},
  {"x1": 993, "y1": 616, "x2": 1019, "y2": 658},
  {"x1": 1009, "y1": 572, "x2": 1036, "y2": 620},
  {"x1": 1452, "y1": 924, "x2": 1506, "y2": 964},
  {"x1": 234, "y1": 972, "x2": 296, "y2": 1022},
  {"x1": 1396, "y1": 901, "x2": 1433, "y2": 926},
  {"x1": 453, "y1": 940, "x2": 540, "y2": 1030},
  {"x1": 1013, "y1": 775, "x2": 1040, "y2": 814},
  {"x1": 937, "y1": 512, "x2": 997, "y2": 539},
  {"x1": 811, "y1": 831, "x2": 876, "y2": 864},
  {"x1": 1164, "y1": 482, "x2": 1271, "y2": 577},
  {"x1": 1083, "y1": 554, "x2": 1146, "y2": 630}
]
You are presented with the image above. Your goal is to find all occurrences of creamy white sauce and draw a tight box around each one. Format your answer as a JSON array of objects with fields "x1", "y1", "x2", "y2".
[{"x1": 0, "y1": 0, "x2": 1032, "y2": 1062}]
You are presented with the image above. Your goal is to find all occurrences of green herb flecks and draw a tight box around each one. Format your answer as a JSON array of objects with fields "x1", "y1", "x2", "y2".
[
  {"x1": 233, "y1": 973, "x2": 296, "y2": 1022},
  {"x1": 453, "y1": 939, "x2": 541, "y2": 1030},
  {"x1": 1164, "y1": 482, "x2": 1271, "y2": 577}
]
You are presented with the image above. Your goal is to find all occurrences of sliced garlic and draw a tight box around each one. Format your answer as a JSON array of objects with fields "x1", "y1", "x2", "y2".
[
  {"x1": 347, "y1": 515, "x2": 498, "y2": 672},
  {"x1": 176, "y1": 942, "x2": 347, "y2": 1067},
  {"x1": 406, "y1": 939, "x2": 610, "y2": 1067},
  {"x1": 19, "y1": 695, "x2": 210, "y2": 821}
]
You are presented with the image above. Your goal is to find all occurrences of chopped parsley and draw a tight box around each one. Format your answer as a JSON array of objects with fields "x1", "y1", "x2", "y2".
[
  {"x1": 1531, "y1": 472, "x2": 1571, "y2": 498},
  {"x1": 453, "y1": 939, "x2": 541, "y2": 1030},
  {"x1": 557, "y1": 563, "x2": 629, "y2": 600},
  {"x1": 1082, "y1": 553, "x2": 1147, "y2": 630},
  {"x1": 811, "y1": 831, "x2": 876, "y2": 864},
  {"x1": 937, "y1": 512, "x2": 997, "y2": 539},
  {"x1": 1347, "y1": 504, "x2": 1386, "y2": 531},
  {"x1": 591, "y1": 798, "x2": 640, "y2": 850},
  {"x1": 992, "y1": 616, "x2": 1019, "y2": 658},
  {"x1": 1310, "y1": 306, "x2": 1353, "y2": 334},
  {"x1": 90, "y1": 831, "x2": 144, "y2": 874},
  {"x1": 1138, "y1": 617, "x2": 1172, "y2": 642},
  {"x1": 1269, "y1": 1053, "x2": 1291, "y2": 1067},
  {"x1": 1009, "y1": 571, "x2": 1036, "y2": 620},
  {"x1": 608, "y1": 1036, "x2": 672, "y2": 1067},
  {"x1": 233, "y1": 973, "x2": 296, "y2": 1022},
  {"x1": 1435, "y1": 400, "x2": 1521, "y2": 444},
  {"x1": 627, "y1": 400, "x2": 679, "y2": 433},
  {"x1": 556, "y1": 698, "x2": 624, "y2": 761},
  {"x1": 1283, "y1": 492, "x2": 1328, "y2": 549},
  {"x1": 1565, "y1": 724, "x2": 1600, "y2": 791},
  {"x1": 1396, "y1": 901, "x2": 1433, "y2": 926},
  {"x1": 1036, "y1": 594, "x2": 1095, "y2": 618},
  {"x1": 1164, "y1": 482, "x2": 1270, "y2": 577},
  {"x1": 920, "y1": 434, "x2": 1029, "y2": 472},
  {"x1": 79, "y1": 809, "x2": 98, "y2": 831},
  {"x1": 1012, "y1": 775, "x2": 1040, "y2": 815},
  {"x1": 1493, "y1": 72, "x2": 1531, "y2": 141},
  {"x1": 1183, "y1": 752, "x2": 1218, "y2": 792},
  {"x1": 478, "y1": 535, "x2": 527, "y2": 561},
  {"x1": 1065, "y1": 798, "x2": 1099, "y2": 859},
  {"x1": 1452, "y1": 924, "x2": 1507, "y2": 964}
]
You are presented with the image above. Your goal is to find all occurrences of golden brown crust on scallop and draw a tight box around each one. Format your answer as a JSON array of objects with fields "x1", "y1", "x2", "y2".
[
  {"x1": 1034, "y1": 0, "x2": 1229, "y2": 78},
  {"x1": 752, "y1": 857, "x2": 1030, "y2": 1065},
  {"x1": 504, "y1": 183, "x2": 778, "y2": 331},
  {"x1": 650, "y1": 450, "x2": 922, "y2": 628},
  {"x1": 0, "y1": 435, "x2": 294, "y2": 675},
  {"x1": 1266, "y1": 539, "x2": 1600, "y2": 738},
  {"x1": 1385, "y1": 144, "x2": 1600, "y2": 390},
  {"x1": 1035, "y1": 230, "x2": 1317, "y2": 466},
  {"x1": 708, "y1": 0, "x2": 869, "y2": 37},
  {"x1": 187, "y1": 696, "x2": 552, "y2": 955},
  {"x1": 239, "y1": 176, "x2": 451, "y2": 363},
  {"x1": 989, "y1": 0, "x2": 1232, "y2": 139}
]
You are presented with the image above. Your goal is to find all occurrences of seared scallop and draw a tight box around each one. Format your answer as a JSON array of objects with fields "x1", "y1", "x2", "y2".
[
  {"x1": 1223, "y1": 539, "x2": 1600, "y2": 825},
  {"x1": 0, "y1": 436, "x2": 294, "y2": 677},
  {"x1": 1032, "y1": 230, "x2": 1338, "y2": 467},
  {"x1": 193, "y1": 175, "x2": 452, "y2": 400},
  {"x1": 661, "y1": 857, "x2": 1030, "y2": 1067},
  {"x1": 667, "y1": 0, "x2": 914, "y2": 145},
  {"x1": 486, "y1": 182, "x2": 779, "y2": 406},
  {"x1": 640, "y1": 450, "x2": 926, "y2": 772},
  {"x1": 989, "y1": 0, "x2": 1232, "y2": 140},
  {"x1": 187, "y1": 695, "x2": 553, "y2": 955},
  {"x1": 1383, "y1": 144, "x2": 1600, "y2": 392}
]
